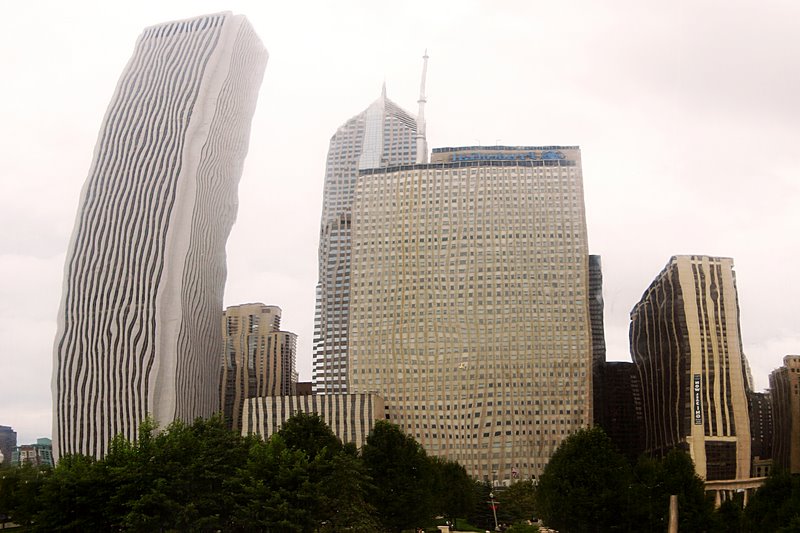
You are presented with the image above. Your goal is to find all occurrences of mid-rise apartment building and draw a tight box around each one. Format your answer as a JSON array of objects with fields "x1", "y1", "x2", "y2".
[{"x1": 221, "y1": 304, "x2": 298, "y2": 431}]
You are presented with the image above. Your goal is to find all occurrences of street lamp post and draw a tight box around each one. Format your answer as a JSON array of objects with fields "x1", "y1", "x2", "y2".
[{"x1": 489, "y1": 491, "x2": 499, "y2": 532}]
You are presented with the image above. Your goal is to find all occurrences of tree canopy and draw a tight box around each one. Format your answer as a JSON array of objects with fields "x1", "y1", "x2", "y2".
[
  {"x1": 535, "y1": 426, "x2": 632, "y2": 532},
  {"x1": 362, "y1": 420, "x2": 436, "y2": 532},
  {"x1": 0, "y1": 414, "x2": 476, "y2": 532},
  {"x1": 6, "y1": 417, "x2": 790, "y2": 532},
  {"x1": 744, "y1": 468, "x2": 800, "y2": 532},
  {"x1": 533, "y1": 427, "x2": 721, "y2": 533}
]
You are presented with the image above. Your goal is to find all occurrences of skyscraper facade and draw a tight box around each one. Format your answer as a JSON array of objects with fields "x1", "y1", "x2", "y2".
[
  {"x1": 747, "y1": 390, "x2": 773, "y2": 477},
  {"x1": 630, "y1": 255, "x2": 751, "y2": 480},
  {"x1": 596, "y1": 361, "x2": 645, "y2": 463},
  {"x1": 221, "y1": 304, "x2": 298, "y2": 431},
  {"x1": 589, "y1": 254, "x2": 607, "y2": 424},
  {"x1": 770, "y1": 355, "x2": 800, "y2": 474},
  {"x1": 312, "y1": 80, "x2": 426, "y2": 394},
  {"x1": 347, "y1": 146, "x2": 592, "y2": 482},
  {"x1": 52, "y1": 12, "x2": 267, "y2": 459},
  {"x1": 0, "y1": 425, "x2": 16, "y2": 466}
]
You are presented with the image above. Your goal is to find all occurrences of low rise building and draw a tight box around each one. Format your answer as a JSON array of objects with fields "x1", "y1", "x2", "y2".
[
  {"x1": 242, "y1": 393, "x2": 385, "y2": 449},
  {"x1": 11, "y1": 438, "x2": 53, "y2": 467}
]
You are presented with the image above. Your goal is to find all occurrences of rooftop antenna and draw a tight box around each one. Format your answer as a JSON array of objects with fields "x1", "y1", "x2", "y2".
[{"x1": 415, "y1": 49, "x2": 429, "y2": 164}]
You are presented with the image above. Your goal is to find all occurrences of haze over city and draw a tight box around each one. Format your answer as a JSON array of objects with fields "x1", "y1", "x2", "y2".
[{"x1": 1, "y1": 0, "x2": 798, "y2": 445}]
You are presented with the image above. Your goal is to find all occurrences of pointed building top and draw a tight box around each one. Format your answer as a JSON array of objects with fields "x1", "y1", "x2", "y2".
[
  {"x1": 415, "y1": 49, "x2": 429, "y2": 164},
  {"x1": 417, "y1": 50, "x2": 429, "y2": 106},
  {"x1": 381, "y1": 80, "x2": 387, "y2": 99}
]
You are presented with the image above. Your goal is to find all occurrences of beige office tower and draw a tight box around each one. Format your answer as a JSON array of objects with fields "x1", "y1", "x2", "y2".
[
  {"x1": 770, "y1": 355, "x2": 800, "y2": 474},
  {"x1": 221, "y1": 304, "x2": 298, "y2": 431},
  {"x1": 348, "y1": 146, "x2": 592, "y2": 482},
  {"x1": 52, "y1": 13, "x2": 268, "y2": 459},
  {"x1": 630, "y1": 256, "x2": 752, "y2": 480}
]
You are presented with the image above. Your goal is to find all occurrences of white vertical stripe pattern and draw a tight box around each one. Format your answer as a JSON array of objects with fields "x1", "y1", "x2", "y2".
[
  {"x1": 241, "y1": 393, "x2": 384, "y2": 450},
  {"x1": 52, "y1": 13, "x2": 267, "y2": 459}
]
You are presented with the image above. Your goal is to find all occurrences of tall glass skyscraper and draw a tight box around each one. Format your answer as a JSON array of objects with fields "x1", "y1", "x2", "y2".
[
  {"x1": 52, "y1": 12, "x2": 267, "y2": 459},
  {"x1": 348, "y1": 146, "x2": 593, "y2": 482},
  {"x1": 312, "y1": 71, "x2": 427, "y2": 393}
]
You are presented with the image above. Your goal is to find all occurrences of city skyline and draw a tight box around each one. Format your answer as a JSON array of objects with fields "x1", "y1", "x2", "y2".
[{"x1": 2, "y1": 1, "x2": 799, "y2": 444}]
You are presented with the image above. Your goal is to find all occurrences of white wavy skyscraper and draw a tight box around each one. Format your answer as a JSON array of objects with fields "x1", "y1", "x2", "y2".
[
  {"x1": 52, "y1": 12, "x2": 268, "y2": 459},
  {"x1": 312, "y1": 55, "x2": 428, "y2": 394}
]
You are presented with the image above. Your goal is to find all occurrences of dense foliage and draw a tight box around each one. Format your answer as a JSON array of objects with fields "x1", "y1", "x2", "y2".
[
  {"x1": 534, "y1": 426, "x2": 632, "y2": 532},
  {"x1": 0, "y1": 414, "x2": 475, "y2": 532},
  {"x1": 743, "y1": 468, "x2": 800, "y2": 532},
  {"x1": 2, "y1": 419, "x2": 795, "y2": 532},
  {"x1": 533, "y1": 427, "x2": 722, "y2": 533}
]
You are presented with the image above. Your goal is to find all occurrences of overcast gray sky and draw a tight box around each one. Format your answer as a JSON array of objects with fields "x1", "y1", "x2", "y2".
[{"x1": 1, "y1": 0, "x2": 798, "y2": 445}]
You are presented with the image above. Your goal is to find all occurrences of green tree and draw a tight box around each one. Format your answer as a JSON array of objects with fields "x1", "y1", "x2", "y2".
[
  {"x1": 627, "y1": 448, "x2": 714, "y2": 533},
  {"x1": 0, "y1": 462, "x2": 49, "y2": 527},
  {"x1": 102, "y1": 415, "x2": 251, "y2": 532},
  {"x1": 534, "y1": 426, "x2": 632, "y2": 532},
  {"x1": 497, "y1": 479, "x2": 537, "y2": 524},
  {"x1": 362, "y1": 420, "x2": 434, "y2": 532},
  {"x1": 712, "y1": 498, "x2": 744, "y2": 533},
  {"x1": 278, "y1": 412, "x2": 343, "y2": 460},
  {"x1": 468, "y1": 481, "x2": 497, "y2": 531},
  {"x1": 430, "y1": 456, "x2": 476, "y2": 526},
  {"x1": 744, "y1": 468, "x2": 800, "y2": 532},
  {"x1": 660, "y1": 448, "x2": 714, "y2": 532},
  {"x1": 626, "y1": 454, "x2": 667, "y2": 531},
  {"x1": 278, "y1": 413, "x2": 381, "y2": 531},
  {"x1": 32, "y1": 454, "x2": 113, "y2": 531},
  {"x1": 316, "y1": 447, "x2": 382, "y2": 532},
  {"x1": 232, "y1": 434, "x2": 317, "y2": 532},
  {"x1": 779, "y1": 515, "x2": 800, "y2": 533}
]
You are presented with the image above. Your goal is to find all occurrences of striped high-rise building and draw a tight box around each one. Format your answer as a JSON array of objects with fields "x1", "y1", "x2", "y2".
[
  {"x1": 347, "y1": 146, "x2": 593, "y2": 482},
  {"x1": 630, "y1": 255, "x2": 752, "y2": 480},
  {"x1": 52, "y1": 13, "x2": 267, "y2": 459},
  {"x1": 312, "y1": 55, "x2": 429, "y2": 394},
  {"x1": 242, "y1": 393, "x2": 385, "y2": 449},
  {"x1": 770, "y1": 355, "x2": 800, "y2": 474},
  {"x1": 221, "y1": 303, "x2": 298, "y2": 431}
]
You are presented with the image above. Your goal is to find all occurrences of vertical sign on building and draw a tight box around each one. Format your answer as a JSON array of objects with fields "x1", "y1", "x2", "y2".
[{"x1": 694, "y1": 374, "x2": 703, "y2": 425}]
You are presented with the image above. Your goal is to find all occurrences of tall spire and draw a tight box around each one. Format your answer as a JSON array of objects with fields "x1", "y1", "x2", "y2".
[
  {"x1": 381, "y1": 80, "x2": 387, "y2": 99},
  {"x1": 415, "y1": 49, "x2": 429, "y2": 164}
]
